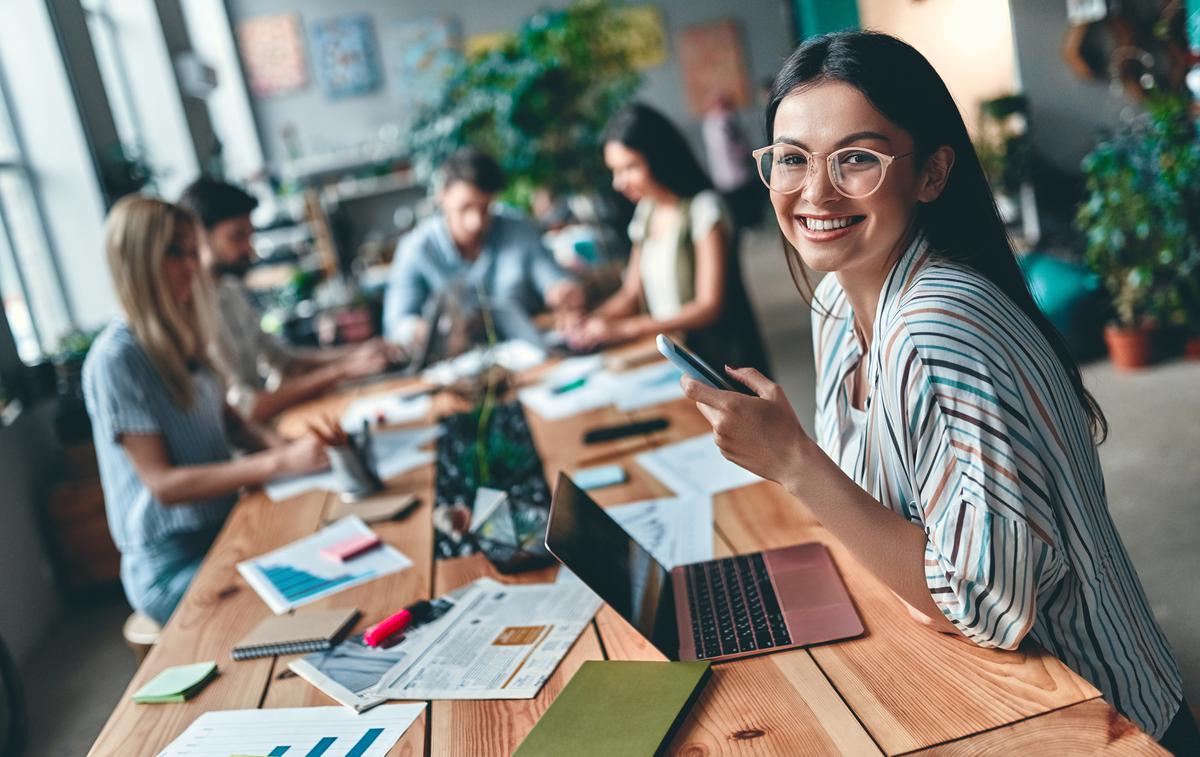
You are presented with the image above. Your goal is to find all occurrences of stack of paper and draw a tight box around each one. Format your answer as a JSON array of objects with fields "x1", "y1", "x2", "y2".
[{"x1": 290, "y1": 577, "x2": 601, "y2": 710}]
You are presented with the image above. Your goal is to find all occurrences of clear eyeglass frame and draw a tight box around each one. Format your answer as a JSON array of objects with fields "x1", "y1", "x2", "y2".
[{"x1": 750, "y1": 143, "x2": 914, "y2": 199}]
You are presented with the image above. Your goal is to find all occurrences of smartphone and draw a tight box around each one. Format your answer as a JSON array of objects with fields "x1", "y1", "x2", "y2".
[{"x1": 656, "y1": 334, "x2": 754, "y2": 395}]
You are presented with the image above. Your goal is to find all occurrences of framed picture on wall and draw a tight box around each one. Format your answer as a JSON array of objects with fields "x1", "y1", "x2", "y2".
[
  {"x1": 678, "y1": 19, "x2": 751, "y2": 116},
  {"x1": 381, "y1": 16, "x2": 462, "y2": 116},
  {"x1": 236, "y1": 12, "x2": 309, "y2": 98},
  {"x1": 311, "y1": 14, "x2": 383, "y2": 99}
]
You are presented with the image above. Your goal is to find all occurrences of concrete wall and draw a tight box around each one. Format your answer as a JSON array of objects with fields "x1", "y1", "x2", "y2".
[
  {"x1": 1007, "y1": 0, "x2": 1129, "y2": 179},
  {"x1": 225, "y1": 0, "x2": 796, "y2": 172},
  {"x1": 857, "y1": 0, "x2": 1018, "y2": 137}
]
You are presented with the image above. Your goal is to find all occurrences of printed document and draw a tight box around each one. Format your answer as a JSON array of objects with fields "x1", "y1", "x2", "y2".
[
  {"x1": 608, "y1": 496, "x2": 714, "y2": 569},
  {"x1": 291, "y1": 577, "x2": 600, "y2": 706},
  {"x1": 635, "y1": 434, "x2": 761, "y2": 496}
]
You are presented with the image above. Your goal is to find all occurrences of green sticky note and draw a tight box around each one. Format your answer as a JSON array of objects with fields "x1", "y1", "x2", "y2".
[{"x1": 132, "y1": 661, "x2": 218, "y2": 704}]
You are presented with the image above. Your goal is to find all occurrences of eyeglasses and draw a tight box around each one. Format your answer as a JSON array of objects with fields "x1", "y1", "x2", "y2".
[{"x1": 751, "y1": 143, "x2": 913, "y2": 199}]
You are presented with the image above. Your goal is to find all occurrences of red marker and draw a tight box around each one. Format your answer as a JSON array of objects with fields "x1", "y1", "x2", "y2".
[{"x1": 364, "y1": 600, "x2": 433, "y2": 647}]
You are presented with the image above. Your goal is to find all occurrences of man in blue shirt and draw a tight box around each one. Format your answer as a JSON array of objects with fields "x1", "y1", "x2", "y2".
[{"x1": 382, "y1": 148, "x2": 583, "y2": 347}]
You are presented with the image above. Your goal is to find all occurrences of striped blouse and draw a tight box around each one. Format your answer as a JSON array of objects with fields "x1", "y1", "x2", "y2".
[
  {"x1": 82, "y1": 321, "x2": 235, "y2": 556},
  {"x1": 811, "y1": 234, "x2": 1182, "y2": 738}
]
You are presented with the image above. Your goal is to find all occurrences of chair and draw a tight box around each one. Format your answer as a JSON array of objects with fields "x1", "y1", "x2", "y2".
[{"x1": 122, "y1": 612, "x2": 161, "y2": 666}]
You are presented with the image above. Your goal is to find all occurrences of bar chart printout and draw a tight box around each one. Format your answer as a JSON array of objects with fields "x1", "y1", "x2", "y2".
[
  {"x1": 156, "y1": 704, "x2": 424, "y2": 757},
  {"x1": 236, "y1": 516, "x2": 412, "y2": 614}
]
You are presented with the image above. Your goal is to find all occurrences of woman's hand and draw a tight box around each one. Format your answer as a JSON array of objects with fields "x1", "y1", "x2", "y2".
[
  {"x1": 681, "y1": 366, "x2": 814, "y2": 487},
  {"x1": 341, "y1": 340, "x2": 391, "y2": 379},
  {"x1": 563, "y1": 316, "x2": 639, "y2": 351},
  {"x1": 273, "y1": 432, "x2": 329, "y2": 476}
]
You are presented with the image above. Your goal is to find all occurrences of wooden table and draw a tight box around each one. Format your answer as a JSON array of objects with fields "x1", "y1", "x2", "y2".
[{"x1": 89, "y1": 345, "x2": 1167, "y2": 756}]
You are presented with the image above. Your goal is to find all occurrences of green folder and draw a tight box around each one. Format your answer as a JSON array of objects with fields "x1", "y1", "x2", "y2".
[
  {"x1": 132, "y1": 661, "x2": 218, "y2": 704},
  {"x1": 514, "y1": 660, "x2": 711, "y2": 757}
]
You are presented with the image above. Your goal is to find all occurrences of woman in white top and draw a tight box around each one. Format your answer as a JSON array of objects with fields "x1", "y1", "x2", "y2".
[{"x1": 565, "y1": 103, "x2": 769, "y2": 375}]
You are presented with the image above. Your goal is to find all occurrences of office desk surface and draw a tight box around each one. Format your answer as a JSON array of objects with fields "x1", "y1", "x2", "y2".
[{"x1": 89, "y1": 344, "x2": 1165, "y2": 756}]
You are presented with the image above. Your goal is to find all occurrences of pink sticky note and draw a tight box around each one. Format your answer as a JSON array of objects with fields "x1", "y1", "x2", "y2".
[{"x1": 319, "y1": 533, "x2": 382, "y2": 562}]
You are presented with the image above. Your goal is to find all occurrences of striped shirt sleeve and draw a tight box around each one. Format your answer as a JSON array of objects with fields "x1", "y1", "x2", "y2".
[
  {"x1": 882, "y1": 314, "x2": 1067, "y2": 650},
  {"x1": 90, "y1": 342, "x2": 162, "y2": 441}
]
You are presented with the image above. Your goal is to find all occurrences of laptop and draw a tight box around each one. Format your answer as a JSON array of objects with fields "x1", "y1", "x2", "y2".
[{"x1": 546, "y1": 474, "x2": 864, "y2": 661}]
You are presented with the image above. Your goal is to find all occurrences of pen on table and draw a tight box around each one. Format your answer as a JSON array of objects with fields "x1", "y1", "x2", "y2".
[
  {"x1": 551, "y1": 377, "x2": 588, "y2": 395},
  {"x1": 364, "y1": 600, "x2": 434, "y2": 647}
]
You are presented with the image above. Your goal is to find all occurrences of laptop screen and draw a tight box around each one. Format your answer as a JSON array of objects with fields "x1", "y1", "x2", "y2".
[{"x1": 545, "y1": 473, "x2": 679, "y2": 659}]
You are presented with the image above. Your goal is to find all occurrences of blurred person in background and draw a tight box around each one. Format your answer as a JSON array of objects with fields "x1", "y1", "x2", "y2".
[
  {"x1": 83, "y1": 196, "x2": 328, "y2": 626},
  {"x1": 564, "y1": 103, "x2": 770, "y2": 376},
  {"x1": 179, "y1": 178, "x2": 396, "y2": 423},
  {"x1": 382, "y1": 147, "x2": 584, "y2": 349}
]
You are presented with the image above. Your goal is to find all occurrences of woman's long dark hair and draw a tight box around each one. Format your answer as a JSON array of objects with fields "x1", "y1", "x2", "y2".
[
  {"x1": 768, "y1": 32, "x2": 1107, "y2": 442},
  {"x1": 604, "y1": 103, "x2": 713, "y2": 199}
]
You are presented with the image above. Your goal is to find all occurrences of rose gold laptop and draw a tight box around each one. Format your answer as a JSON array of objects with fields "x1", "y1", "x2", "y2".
[{"x1": 546, "y1": 474, "x2": 864, "y2": 662}]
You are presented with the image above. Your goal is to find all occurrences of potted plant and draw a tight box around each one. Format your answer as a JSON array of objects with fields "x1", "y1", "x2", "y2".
[
  {"x1": 1075, "y1": 94, "x2": 1200, "y2": 369},
  {"x1": 407, "y1": 0, "x2": 641, "y2": 207},
  {"x1": 50, "y1": 328, "x2": 101, "y2": 443}
]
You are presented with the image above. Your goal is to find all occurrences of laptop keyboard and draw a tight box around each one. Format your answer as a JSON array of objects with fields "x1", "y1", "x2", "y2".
[{"x1": 684, "y1": 553, "x2": 792, "y2": 658}]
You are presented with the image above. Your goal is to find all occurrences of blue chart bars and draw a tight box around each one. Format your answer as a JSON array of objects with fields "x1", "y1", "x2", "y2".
[
  {"x1": 268, "y1": 728, "x2": 384, "y2": 757},
  {"x1": 346, "y1": 728, "x2": 384, "y2": 757},
  {"x1": 260, "y1": 564, "x2": 371, "y2": 603},
  {"x1": 305, "y1": 736, "x2": 336, "y2": 756}
]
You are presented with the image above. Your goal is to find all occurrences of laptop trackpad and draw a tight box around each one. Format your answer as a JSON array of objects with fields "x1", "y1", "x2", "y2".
[{"x1": 774, "y1": 565, "x2": 851, "y2": 610}]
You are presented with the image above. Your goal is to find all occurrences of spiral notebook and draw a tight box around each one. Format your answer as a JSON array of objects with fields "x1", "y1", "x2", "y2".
[{"x1": 232, "y1": 607, "x2": 360, "y2": 661}]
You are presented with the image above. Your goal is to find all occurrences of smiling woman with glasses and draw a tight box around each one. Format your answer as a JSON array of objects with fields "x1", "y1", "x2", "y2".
[{"x1": 680, "y1": 31, "x2": 1196, "y2": 752}]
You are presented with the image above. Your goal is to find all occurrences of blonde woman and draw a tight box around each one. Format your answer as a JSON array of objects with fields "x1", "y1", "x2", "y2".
[{"x1": 83, "y1": 196, "x2": 328, "y2": 625}]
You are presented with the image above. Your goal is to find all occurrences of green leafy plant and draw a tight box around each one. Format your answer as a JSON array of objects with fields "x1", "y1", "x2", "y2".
[
  {"x1": 976, "y1": 94, "x2": 1033, "y2": 196},
  {"x1": 51, "y1": 328, "x2": 102, "y2": 365},
  {"x1": 1075, "y1": 93, "x2": 1200, "y2": 329},
  {"x1": 408, "y1": 0, "x2": 642, "y2": 207}
]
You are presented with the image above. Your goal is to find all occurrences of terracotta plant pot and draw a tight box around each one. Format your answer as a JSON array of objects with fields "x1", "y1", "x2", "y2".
[
  {"x1": 1184, "y1": 335, "x2": 1200, "y2": 361},
  {"x1": 1104, "y1": 325, "x2": 1154, "y2": 370}
]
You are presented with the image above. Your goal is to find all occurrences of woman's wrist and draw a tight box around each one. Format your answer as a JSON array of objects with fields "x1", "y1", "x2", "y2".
[{"x1": 780, "y1": 435, "x2": 826, "y2": 499}]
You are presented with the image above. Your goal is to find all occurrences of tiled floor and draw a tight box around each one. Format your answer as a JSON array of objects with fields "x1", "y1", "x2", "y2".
[{"x1": 19, "y1": 223, "x2": 1200, "y2": 754}]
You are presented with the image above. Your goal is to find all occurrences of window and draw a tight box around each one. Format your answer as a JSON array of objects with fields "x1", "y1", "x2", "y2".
[
  {"x1": 0, "y1": 72, "x2": 71, "y2": 364},
  {"x1": 83, "y1": 0, "x2": 151, "y2": 172}
]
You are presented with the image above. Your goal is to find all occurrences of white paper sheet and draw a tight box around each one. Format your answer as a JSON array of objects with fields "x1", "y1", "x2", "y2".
[
  {"x1": 421, "y1": 340, "x2": 547, "y2": 386},
  {"x1": 265, "y1": 427, "x2": 439, "y2": 502},
  {"x1": 635, "y1": 434, "x2": 762, "y2": 497},
  {"x1": 516, "y1": 372, "x2": 617, "y2": 420},
  {"x1": 518, "y1": 359, "x2": 684, "y2": 419},
  {"x1": 156, "y1": 704, "x2": 424, "y2": 757},
  {"x1": 610, "y1": 361, "x2": 685, "y2": 411},
  {"x1": 340, "y1": 392, "x2": 432, "y2": 431},
  {"x1": 236, "y1": 516, "x2": 412, "y2": 614},
  {"x1": 541, "y1": 354, "x2": 604, "y2": 388},
  {"x1": 607, "y1": 495, "x2": 714, "y2": 569}
]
